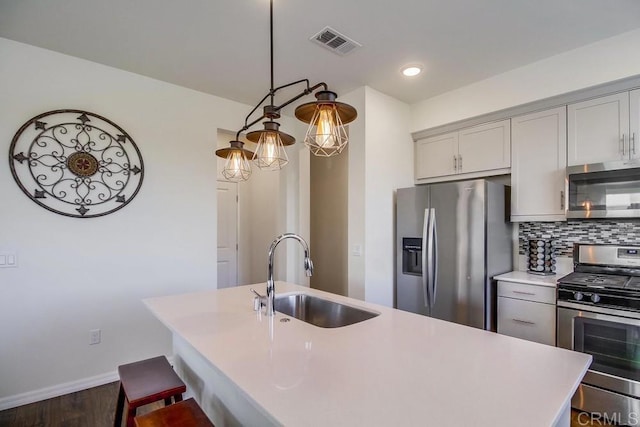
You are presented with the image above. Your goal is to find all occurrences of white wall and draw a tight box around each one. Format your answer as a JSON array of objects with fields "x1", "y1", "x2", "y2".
[
  {"x1": 341, "y1": 87, "x2": 414, "y2": 306},
  {"x1": 340, "y1": 88, "x2": 366, "y2": 301},
  {"x1": 0, "y1": 38, "x2": 254, "y2": 406},
  {"x1": 411, "y1": 28, "x2": 640, "y2": 131},
  {"x1": 363, "y1": 88, "x2": 414, "y2": 306}
]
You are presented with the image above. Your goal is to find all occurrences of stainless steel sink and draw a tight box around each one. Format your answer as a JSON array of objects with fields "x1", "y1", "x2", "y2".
[{"x1": 274, "y1": 293, "x2": 379, "y2": 328}]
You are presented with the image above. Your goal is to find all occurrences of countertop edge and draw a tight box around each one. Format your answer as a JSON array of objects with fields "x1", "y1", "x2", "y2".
[{"x1": 494, "y1": 271, "x2": 564, "y2": 287}]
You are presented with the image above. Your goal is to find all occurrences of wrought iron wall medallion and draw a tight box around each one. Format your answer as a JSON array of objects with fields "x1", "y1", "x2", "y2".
[{"x1": 9, "y1": 110, "x2": 144, "y2": 218}]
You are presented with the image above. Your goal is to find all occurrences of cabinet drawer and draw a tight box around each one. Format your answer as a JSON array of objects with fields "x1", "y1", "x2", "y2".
[
  {"x1": 497, "y1": 280, "x2": 555, "y2": 304},
  {"x1": 497, "y1": 297, "x2": 556, "y2": 346}
]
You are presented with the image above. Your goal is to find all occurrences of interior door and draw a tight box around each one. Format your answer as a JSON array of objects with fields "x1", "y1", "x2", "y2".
[{"x1": 217, "y1": 180, "x2": 238, "y2": 288}]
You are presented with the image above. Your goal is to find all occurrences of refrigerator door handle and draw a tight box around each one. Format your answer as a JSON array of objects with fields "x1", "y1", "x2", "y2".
[
  {"x1": 422, "y1": 208, "x2": 431, "y2": 308},
  {"x1": 429, "y1": 209, "x2": 438, "y2": 308}
]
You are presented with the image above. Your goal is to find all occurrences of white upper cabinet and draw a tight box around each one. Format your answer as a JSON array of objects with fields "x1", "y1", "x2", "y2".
[
  {"x1": 567, "y1": 92, "x2": 630, "y2": 166},
  {"x1": 630, "y1": 89, "x2": 640, "y2": 161},
  {"x1": 415, "y1": 132, "x2": 458, "y2": 180},
  {"x1": 415, "y1": 119, "x2": 510, "y2": 182},
  {"x1": 511, "y1": 107, "x2": 567, "y2": 221},
  {"x1": 457, "y1": 119, "x2": 511, "y2": 174}
]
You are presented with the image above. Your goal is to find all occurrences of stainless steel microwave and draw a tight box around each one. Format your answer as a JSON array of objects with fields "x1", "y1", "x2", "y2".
[{"x1": 566, "y1": 160, "x2": 640, "y2": 219}]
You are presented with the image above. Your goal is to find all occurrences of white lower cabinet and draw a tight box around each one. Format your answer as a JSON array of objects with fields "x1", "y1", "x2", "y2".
[{"x1": 497, "y1": 281, "x2": 556, "y2": 346}]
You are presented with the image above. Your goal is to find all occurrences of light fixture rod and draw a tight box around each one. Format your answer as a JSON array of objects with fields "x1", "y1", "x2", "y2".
[
  {"x1": 237, "y1": 80, "x2": 329, "y2": 140},
  {"x1": 273, "y1": 82, "x2": 325, "y2": 111},
  {"x1": 270, "y1": 0, "x2": 274, "y2": 105},
  {"x1": 231, "y1": 0, "x2": 335, "y2": 142}
]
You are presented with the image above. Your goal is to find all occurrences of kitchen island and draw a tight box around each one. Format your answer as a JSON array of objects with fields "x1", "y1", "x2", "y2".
[{"x1": 144, "y1": 282, "x2": 591, "y2": 427}]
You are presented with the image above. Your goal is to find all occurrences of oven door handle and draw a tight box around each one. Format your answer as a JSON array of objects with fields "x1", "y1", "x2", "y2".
[{"x1": 558, "y1": 301, "x2": 640, "y2": 323}]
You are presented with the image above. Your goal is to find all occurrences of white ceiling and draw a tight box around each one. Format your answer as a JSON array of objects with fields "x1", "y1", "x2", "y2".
[{"x1": 2, "y1": 0, "x2": 640, "y2": 109}]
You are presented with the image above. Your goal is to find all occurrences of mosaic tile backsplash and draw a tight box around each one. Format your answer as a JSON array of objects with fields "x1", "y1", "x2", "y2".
[{"x1": 519, "y1": 221, "x2": 640, "y2": 257}]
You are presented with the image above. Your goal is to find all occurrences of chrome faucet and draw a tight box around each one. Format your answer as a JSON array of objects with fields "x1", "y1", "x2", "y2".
[{"x1": 265, "y1": 233, "x2": 314, "y2": 316}]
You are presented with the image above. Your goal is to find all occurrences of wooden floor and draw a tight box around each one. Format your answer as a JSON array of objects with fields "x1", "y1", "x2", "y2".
[
  {"x1": 0, "y1": 382, "x2": 615, "y2": 427},
  {"x1": 0, "y1": 382, "x2": 162, "y2": 427}
]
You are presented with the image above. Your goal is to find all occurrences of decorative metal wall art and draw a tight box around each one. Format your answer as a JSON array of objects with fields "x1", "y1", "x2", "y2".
[{"x1": 9, "y1": 109, "x2": 144, "y2": 218}]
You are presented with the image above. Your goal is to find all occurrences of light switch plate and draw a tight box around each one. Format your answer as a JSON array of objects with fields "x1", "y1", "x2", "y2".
[{"x1": 0, "y1": 252, "x2": 18, "y2": 268}]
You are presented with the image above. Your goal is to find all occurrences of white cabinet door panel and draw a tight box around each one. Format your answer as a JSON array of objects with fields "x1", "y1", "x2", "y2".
[
  {"x1": 630, "y1": 89, "x2": 640, "y2": 161},
  {"x1": 458, "y1": 119, "x2": 510, "y2": 174},
  {"x1": 415, "y1": 132, "x2": 458, "y2": 179},
  {"x1": 497, "y1": 281, "x2": 556, "y2": 305},
  {"x1": 498, "y1": 297, "x2": 556, "y2": 346},
  {"x1": 511, "y1": 107, "x2": 566, "y2": 221},
  {"x1": 567, "y1": 92, "x2": 629, "y2": 166}
]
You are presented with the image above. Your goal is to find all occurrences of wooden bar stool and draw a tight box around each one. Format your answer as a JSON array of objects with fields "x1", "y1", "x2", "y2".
[
  {"x1": 134, "y1": 398, "x2": 214, "y2": 427},
  {"x1": 114, "y1": 355, "x2": 187, "y2": 427}
]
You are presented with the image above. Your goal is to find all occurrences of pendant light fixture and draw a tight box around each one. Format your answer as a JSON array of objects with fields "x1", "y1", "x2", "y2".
[
  {"x1": 215, "y1": 0, "x2": 357, "y2": 181},
  {"x1": 216, "y1": 140, "x2": 254, "y2": 182}
]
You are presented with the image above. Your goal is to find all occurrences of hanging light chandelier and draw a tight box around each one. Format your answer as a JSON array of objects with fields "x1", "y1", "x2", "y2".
[{"x1": 215, "y1": 0, "x2": 357, "y2": 182}]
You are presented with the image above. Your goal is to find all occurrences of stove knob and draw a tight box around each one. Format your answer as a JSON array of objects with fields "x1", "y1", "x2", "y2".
[
  {"x1": 591, "y1": 294, "x2": 601, "y2": 304},
  {"x1": 574, "y1": 291, "x2": 584, "y2": 301}
]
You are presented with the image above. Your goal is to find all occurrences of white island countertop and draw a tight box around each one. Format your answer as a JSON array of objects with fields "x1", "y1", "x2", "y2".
[{"x1": 144, "y1": 282, "x2": 591, "y2": 427}]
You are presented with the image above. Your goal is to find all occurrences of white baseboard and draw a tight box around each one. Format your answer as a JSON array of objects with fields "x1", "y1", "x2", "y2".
[
  {"x1": 0, "y1": 356, "x2": 176, "y2": 411},
  {"x1": 0, "y1": 370, "x2": 118, "y2": 411}
]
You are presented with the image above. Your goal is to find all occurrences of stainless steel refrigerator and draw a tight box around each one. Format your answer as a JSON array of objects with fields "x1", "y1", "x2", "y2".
[{"x1": 395, "y1": 179, "x2": 512, "y2": 330}]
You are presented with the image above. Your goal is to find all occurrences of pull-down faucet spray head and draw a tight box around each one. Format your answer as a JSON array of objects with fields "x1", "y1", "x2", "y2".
[
  {"x1": 266, "y1": 233, "x2": 313, "y2": 316},
  {"x1": 304, "y1": 251, "x2": 314, "y2": 277}
]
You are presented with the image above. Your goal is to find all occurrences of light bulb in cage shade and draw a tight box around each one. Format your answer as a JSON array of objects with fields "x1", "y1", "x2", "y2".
[
  {"x1": 223, "y1": 150, "x2": 252, "y2": 182},
  {"x1": 215, "y1": 141, "x2": 253, "y2": 182},
  {"x1": 315, "y1": 106, "x2": 337, "y2": 148},
  {"x1": 246, "y1": 121, "x2": 293, "y2": 170},
  {"x1": 304, "y1": 104, "x2": 348, "y2": 156},
  {"x1": 295, "y1": 91, "x2": 356, "y2": 157},
  {"x1": 253, "y1": 131, "x2": 288, "y2": 170}
]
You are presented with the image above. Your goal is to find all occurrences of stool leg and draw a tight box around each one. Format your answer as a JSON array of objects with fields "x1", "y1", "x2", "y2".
[
  {"x1": 114, "y1": 382, "x2": 125, "y2": 427},
  {"x1": 174, "y1": 393, "x2": 183, "y2": 403},
  {"x1": 163, "y1": 397, "x2": 172, "y2": 406},
  {"x1": 126, "y1": 405, "x2": 137, "y2": 427}
]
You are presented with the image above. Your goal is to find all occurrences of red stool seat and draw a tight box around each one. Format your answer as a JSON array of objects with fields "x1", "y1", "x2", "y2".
[
  {"x1": 114, "y1": 356, "x2": 186, "y2": 427},
  {"x1": 134, "y1": 398, "x2": 214, "y2": 427}
]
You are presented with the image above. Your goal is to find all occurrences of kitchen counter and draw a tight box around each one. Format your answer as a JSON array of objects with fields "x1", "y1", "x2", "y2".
[
  {"x1": 144, "y1": 282, "x2": 591, "y2": 427},
  {"x1": 494, "y1": 270, "x2": 564, "y2": 287}
]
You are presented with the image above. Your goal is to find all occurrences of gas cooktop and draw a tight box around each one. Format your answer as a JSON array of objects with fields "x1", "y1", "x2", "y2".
[
  {"x1": 557, "y1": 244, "x2": 640, "y2": 311},
  {"x1": 558, "y1": 272, "x2": 630, "y2": 289}
]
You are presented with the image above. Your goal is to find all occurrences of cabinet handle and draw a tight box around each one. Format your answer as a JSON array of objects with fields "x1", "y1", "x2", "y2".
[
  {"x1": 512, "y1": 318, "x2": 536, "y2": 325},
  {"x1": 560, "y1": 190, "x2": 565, "y2": 211},
  {"x1": 622, "y1": 133, "x2": 627, "y2": 157},
  {"x1": 453, "y1": 155, "x2": 457, "y2": 171},
  {"x1": 513, "y1": 290, "x2": 536, "y2": 296},
  {"x1": 458, "y1": 155, "x2": 462, "y2": 171},
  {"x1": 633, "y1": 133, "x2": 637, "y2": 157}
]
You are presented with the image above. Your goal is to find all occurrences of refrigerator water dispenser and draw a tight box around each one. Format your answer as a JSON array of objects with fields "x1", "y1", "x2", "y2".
[{"x1": 402, "y1": 238, "x2": 422, "y2": 276}]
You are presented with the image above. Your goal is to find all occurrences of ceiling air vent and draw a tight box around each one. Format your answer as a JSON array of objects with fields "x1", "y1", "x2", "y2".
[{"x1": 310, "y1": 26, "x2": 361, "y2": 56}]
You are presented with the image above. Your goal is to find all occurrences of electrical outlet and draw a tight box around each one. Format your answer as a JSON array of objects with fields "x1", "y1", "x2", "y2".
[{"x1": 89, "y1": 329, "x2": 101, "y2": 345}]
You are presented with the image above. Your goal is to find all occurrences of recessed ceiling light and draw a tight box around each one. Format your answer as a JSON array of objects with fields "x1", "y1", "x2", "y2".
[{"x1": 401, "y1": 65, "x2": 422, "y2": 77}]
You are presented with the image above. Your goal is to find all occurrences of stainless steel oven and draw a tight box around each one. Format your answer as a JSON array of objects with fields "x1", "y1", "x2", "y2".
[
  {"x1": 557, "y1": 302, "x2": 640, "y2": 424},
  {"x1": 557, "y1": 244, "x2": 640, "y2": 425}
]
